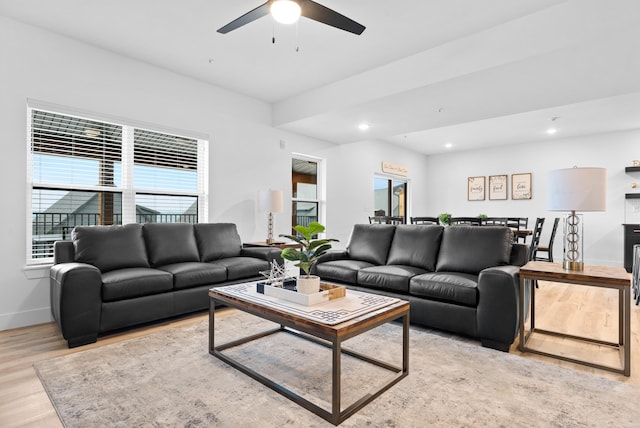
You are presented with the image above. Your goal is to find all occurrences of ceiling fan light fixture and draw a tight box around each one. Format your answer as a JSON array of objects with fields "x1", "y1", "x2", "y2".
[{"x1": 271, "y1": 0, "x2": 301, "y2": 25}]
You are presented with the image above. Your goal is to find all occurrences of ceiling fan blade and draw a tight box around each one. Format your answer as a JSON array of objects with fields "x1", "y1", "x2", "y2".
[
  {"x1": 217, "y1": 2, "x2": 271, "y2": 34},
  {"x1": 301, "y1": 0, "x2": 365, "y2": 35}
]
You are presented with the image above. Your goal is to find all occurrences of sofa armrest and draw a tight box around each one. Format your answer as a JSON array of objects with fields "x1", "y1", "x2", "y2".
[
  {"x1": 240, "y1": 247, "x2": 284, "y2": 264},
  {"x1": 50, "y1": 262, "x2": 103, "y2": 347},
  {"x1": 509, "y1": 243, "x2": 528, "y2": 266},
  {"x1": 477, "y1": 265, "x2": 526, "y2": 351},
  {"x1": 310, "y1": 250, "x2": 350, "y2": 275},
  {"x1": 316, "y1": 250, "x2": 350, "y2": 263},
  {"x1": 53, "y1": 240, "x2": 75, "y2": 264}
]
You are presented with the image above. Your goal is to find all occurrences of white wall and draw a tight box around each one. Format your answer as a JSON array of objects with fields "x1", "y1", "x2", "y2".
[
  {"x1": 425, "y1": 129, "x2": 640, "y2": 266},
  {"x1": 0, "y1": 16, "x2": 430, "y2": 330},
  {"x1": 7, "y1": 14, "x2": 630, "y2": 332}
]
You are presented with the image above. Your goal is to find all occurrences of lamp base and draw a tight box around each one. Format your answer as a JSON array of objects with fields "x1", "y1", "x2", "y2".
[
  {"x1": 563, "y1": 260, "x2": 584, "y2": 271},
  {"x1": 266, "y1": 212, "x2": 275, "y2": 245},
  {"x1": 561, "y1": 212, "x2": 584, "y2": 272}
]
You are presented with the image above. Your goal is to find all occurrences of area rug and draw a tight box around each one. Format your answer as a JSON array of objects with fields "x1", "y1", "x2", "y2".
[{"x1": 34, "y1": 309, "x2": 637, "y2": 427}]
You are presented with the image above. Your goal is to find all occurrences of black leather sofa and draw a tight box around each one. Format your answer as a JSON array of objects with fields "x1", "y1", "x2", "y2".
[
  {"x1": 50, "y1": 222, "x2": 282, "y2": 348},
  {"x1": 312, "y1": 224, "x2": 529, "y2": 351}
]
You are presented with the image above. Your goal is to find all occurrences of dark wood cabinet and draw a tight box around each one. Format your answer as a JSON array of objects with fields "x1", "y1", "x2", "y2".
[{"x1": 623, "y1": 224, "x2": 640, "y2": 272}]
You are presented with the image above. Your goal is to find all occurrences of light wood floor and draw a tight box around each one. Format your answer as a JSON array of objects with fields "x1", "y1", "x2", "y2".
[{"x1": 1, "y1": 281, "x2": 638, "y2": 427}]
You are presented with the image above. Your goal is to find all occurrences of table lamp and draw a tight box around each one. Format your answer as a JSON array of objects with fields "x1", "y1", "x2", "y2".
[
  {"x1": 258, "y1": 190, "x2": 284, "y2": 244},
  {"x1": 547, "y1": 167, "x2": 606, "y2": 271}
]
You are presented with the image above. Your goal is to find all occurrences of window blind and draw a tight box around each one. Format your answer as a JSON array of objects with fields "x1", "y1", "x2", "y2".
[
  {"x1": 28, "y1": 107, "x2": 208, "y2": 262},
  {"x1": 31, "y1": 110, "x2": 123, "y2": 188}
]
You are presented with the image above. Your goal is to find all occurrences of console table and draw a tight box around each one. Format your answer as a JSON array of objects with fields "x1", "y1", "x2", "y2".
[{"x1": 518, "y1": 261, "x2": 630, "y2": 376}]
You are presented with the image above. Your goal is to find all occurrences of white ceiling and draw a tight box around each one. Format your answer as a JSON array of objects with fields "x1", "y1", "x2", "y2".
[{"x1": 1, "y1": 0, "x2": 639, "y2": 155}]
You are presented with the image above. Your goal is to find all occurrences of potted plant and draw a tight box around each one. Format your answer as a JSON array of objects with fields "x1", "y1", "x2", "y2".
[
  {"x1": 438, "y1": 213, "x2": 451, "y2": 226},
  {"x1": 279, "y1": 222, "x2": 339, "y2": 294}
]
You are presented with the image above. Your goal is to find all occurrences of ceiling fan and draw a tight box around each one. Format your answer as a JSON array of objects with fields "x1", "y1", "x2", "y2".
[{"x1": 217, "y1": 0, "x2": 366, "y2": 35}]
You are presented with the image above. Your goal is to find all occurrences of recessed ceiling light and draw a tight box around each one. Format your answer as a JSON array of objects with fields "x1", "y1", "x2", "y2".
[
  {"x1": 358, "y1": 123, "x2": 370, "y2": 131},
  {"x1": 546, "y1": 128, "x2": 558, "y2": 135},
  {"x1": 444, "y1": 142, "x2": 453, "y2": 149},
  {"x1": 208, "y1": 58, "x2": 215, "y2": 64}
]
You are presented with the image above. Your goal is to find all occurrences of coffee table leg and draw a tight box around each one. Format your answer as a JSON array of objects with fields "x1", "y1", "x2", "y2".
[
  {"x1": 209, "y1": 297, "x2": 215, "y2": 354},
  {"x1": 332, "y1": 338, "x2": 342, "y2": 424},
  {"x1": 403, "y1": 312, "x2": 410, "y2": 373}
]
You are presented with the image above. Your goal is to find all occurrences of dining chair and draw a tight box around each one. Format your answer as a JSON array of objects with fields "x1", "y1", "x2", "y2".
[
  {"x1": 410, "y1": 216, "x2": 439, "y2": 225},
  {"x1": 482, "y1": 217, "x2": 508, "y2": 226},
  {"x1": 528, "y1": 217, "x2": 545, "y2": 261},
  {"x1": 369, "y1": 216, "x2": 404, "y2": 225},
  {"x1": 632, "y1": 244, "x2": 640, "y2": 305},
  {"x1": 449, "y1": 217, "x2": 481, "y2": 226},
  {"x1": 507, "y1": 217, "x2": 529, "y2": 243},
  {"x1": 533, "y1": 217, "x2": 559, "y2": 262}
]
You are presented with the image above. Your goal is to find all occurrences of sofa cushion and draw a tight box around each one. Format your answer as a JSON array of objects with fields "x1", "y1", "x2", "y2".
[
  {"x1": 73, "y1": 224, "x2": 149, "y2": 273},
  {"x1": 347, "y1": 224, "x2": 396, "y2": 265},
  {"x1": 436, "y1": 226, "x2": 513, "y2": 275},
  {"x1": 357, "y1": 265, "x2": 427, "y2": 293},
  {"x1": 409, "y1": 272, "x2": 479, "y2": 307},
  {"x1": 386, "y1": 224, "x2": 443, "y2": 271},
  {"x1": 157, "y1": 262, "x2": 227, "y2": 290},
  {"x1": 194, "y1": 223, "x2": 243, "y2": 262},
  {"x1": 209, "y1": 257, "x2": 269, "y2": 280},
  {"x1": 101, "y1": 267, "x2": 173, "y2": 302},
  {"x1": 143, "y1": 223, "x2": 199, "y2": 267},
  {"x1": 314, "y1": 260, "x2": 375, "y2": 285}
]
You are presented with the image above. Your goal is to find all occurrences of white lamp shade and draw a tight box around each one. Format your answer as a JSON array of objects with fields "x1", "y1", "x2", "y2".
[
  {"x1": 258, "y1": 190, "x2": 284, "y2": 213},
  {"x1": 547, "y1": 167, "x2": 606, "y2": 212},
  {"x1": 270, "y1": 0, "x2": 301, "y2": 24}
]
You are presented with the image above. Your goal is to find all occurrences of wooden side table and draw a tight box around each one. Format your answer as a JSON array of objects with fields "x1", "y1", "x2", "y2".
[{"x1": 518, "y1": 261, "x2": 631, "y2": 376}]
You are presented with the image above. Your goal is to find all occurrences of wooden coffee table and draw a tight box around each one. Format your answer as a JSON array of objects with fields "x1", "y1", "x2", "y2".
[{"x1": 208, "y1": 282, "x2": 410, "y2": 425}]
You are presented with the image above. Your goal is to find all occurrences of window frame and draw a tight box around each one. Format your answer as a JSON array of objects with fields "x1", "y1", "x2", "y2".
[
  {"x1": 373, "y1": 173, "x2": 410, "y2": 222},
  {"x1": 26, "y1": 100, "x2": 209, "y2": 265},
  {"x1": 291, "y1": 153, "x2": 325, "y2": 234}
]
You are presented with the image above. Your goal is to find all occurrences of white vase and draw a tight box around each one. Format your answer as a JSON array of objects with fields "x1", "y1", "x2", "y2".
[{"x1": 297, "y1": 275, "x2": 320, "y2": 294}]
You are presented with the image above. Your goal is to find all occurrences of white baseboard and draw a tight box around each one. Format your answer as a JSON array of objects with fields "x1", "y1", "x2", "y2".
[{"x1": 0, "y1": 307, "x2": 53, "y2": 331}]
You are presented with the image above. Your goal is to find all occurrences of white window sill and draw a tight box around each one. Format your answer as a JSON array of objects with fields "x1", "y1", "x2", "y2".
[{"x1": 23, "y1": 263, "x2": 52, "y2": 279}]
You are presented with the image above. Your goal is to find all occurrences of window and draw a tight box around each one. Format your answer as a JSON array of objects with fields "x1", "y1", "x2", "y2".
[
  {"x1": 27, "y1": 106, "x2": 208, "y2": 262},
  {"x1": 374, "y1": 176, "x2": 407, "y2": 221},
  {"x1": 291, "y1": 156, "x2": 322, "y2": 234}
]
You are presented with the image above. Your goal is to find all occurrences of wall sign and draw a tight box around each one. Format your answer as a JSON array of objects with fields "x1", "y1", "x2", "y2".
[
  {"x1": 381, "y1": 161, "x2": 409, "y2": 176},
  {"x1": 468, "y1": 176, "x2": 486, "y2": 201},
  {"x1": 511, "y1": 173, "x2": 532, "y2": 200},
  {"x1": 489, "y1": 175, "x2": 508, "y2": 200}
]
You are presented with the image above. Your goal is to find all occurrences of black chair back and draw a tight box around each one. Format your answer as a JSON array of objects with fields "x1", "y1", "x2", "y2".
[
  {"x1": 534, "y1": 217, "x2": 559, "y2": 262},
  {"x1": 369, "y1": 216, "x2": 404, "y2": 225},
  {"x1": 410, "y1": 216, "x2": 438, "y2": 225},
  {"x1": 528, "y1": 217, "x2": 545, "y2": 260},
  {"x1": 482, "y1": 217, "x2": 507, "y2": 226},
  {"x1": 450, "y1": 217, "x2": 481, "y2": 226}
]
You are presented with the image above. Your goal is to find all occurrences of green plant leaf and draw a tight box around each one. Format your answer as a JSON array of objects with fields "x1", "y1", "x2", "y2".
[
  {"x1": 306, "y1": 222, "x2": 326, "y2": 236},
  {"x1": 280, "y1": 248, "x2": 302, "y2": 261},
  {"x1": 310, "y1": 243, "x2": 333, "y2": 258}
]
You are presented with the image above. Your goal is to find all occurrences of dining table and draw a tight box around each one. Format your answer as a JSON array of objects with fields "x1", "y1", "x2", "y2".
[{"x1": 513, "y1": 229, "x2": 532, "y2": 242}]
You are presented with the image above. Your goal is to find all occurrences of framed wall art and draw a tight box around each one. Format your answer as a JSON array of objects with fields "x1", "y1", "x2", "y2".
[
  {"x1": 489, "y1": 175, "x2": 508, "y2": 200},
  {"x1": 511, "y1": 173, "x2": 532, "y2": 200},
  {"x1": 467, "y1": 176, "x2": 486, "y2": 201}
]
